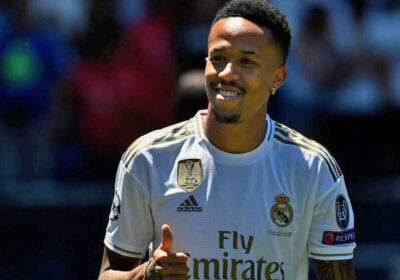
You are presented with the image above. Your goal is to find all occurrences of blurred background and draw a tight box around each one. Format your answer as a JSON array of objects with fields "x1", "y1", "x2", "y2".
[{"x1": 0, "y1": 0, "x2": 399, "y2": 279}]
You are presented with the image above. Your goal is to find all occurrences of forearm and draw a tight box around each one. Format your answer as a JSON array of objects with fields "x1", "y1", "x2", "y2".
[
  {"x1": 312, "y1": 259, "x2": 356, "y2": 280},
  {"x1": 98, "y1": 247, "x2": 146, "y2": 280},
  {"x1": 98, "y1": 261, "x2": 147, "y2": 280}
]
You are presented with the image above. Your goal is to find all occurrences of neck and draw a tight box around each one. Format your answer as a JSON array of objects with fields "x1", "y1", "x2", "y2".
[{"x1": 202, "y1": 110, "x2": 267, "y2": 153}]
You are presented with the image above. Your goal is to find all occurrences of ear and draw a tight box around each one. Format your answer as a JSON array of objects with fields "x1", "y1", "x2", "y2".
[{"x1": 272, "y1": 66, "x2": 288, "y2": 90}]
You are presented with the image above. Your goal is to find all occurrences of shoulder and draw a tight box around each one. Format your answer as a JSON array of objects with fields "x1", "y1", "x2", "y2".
[
  {"x1": 121, "y1": 119, "x2": 195, "y2": 169},
  {"x1": 272, "y1": 122, "x2": 342, "y2": 183}
]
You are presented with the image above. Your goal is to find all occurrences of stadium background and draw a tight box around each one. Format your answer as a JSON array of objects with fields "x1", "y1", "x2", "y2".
[{"x1": 0, "y1": 0, "x2": 399, "y2": 279}]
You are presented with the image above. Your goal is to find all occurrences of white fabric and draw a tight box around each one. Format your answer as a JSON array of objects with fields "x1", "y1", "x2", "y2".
[{"x1": 105, "y1": 110, "x2": 356, "y2": 280}]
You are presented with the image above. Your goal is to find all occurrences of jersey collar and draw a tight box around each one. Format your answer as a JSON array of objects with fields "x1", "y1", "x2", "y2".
[{"x1": 192, "y1": 110, "x2": 275, "y2": 165}]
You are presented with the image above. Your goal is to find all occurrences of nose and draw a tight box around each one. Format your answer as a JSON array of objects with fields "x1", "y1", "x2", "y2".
[{"x1": 218, "y1": 62, "x2": 239, "y2": 81}]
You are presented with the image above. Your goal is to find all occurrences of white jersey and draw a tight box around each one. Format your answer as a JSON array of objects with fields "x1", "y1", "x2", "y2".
[{"x1": 104, "y1": 110, "x2": 356, "y2": 280}]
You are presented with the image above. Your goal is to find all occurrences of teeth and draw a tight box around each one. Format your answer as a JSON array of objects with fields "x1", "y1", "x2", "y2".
[{"x1": 219, "y1": 90, "x2": 238, "y2": 97}]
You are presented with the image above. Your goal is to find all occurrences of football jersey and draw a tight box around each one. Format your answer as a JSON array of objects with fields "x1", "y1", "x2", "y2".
[{"x1": 104, "y1": 110, "x2": 356, "y2": 280}]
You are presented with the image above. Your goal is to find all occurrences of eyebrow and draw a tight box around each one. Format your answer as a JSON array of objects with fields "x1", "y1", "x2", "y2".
[
  {"x1": 240, "y1": 50, "x2": 261, "y2": 58},
  {"x1": 211, "y1": 48, "x2": 261, "y2": 58}
]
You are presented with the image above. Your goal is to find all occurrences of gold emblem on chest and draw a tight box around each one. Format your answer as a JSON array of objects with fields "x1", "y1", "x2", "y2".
[
  {"x1": 270, "y1": 193, "x2": 294, "y2": 227},
  {"x1": 177, "y1": 159, "x2": 203, "y2": 192}
]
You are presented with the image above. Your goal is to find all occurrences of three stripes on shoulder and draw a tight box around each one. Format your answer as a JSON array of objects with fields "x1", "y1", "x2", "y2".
[
  {"x1": 274, "y1": 123, "x2": 342, "y2": 182},
  {"x1": 120, "y1": 119, "x2": 342, "y2": 182},
  {"x1": 122, "y1": 120, "x2": 194, "y2": 168}
]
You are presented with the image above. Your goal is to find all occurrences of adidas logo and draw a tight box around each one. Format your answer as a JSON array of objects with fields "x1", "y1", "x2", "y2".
[{"x1": 177, "y1": 195, "x2": 202, "y2": 212}]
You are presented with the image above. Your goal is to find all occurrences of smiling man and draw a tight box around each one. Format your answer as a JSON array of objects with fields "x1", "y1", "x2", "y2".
[{"x1": 98, "y1": 1, "x2": 356, "y2": 280}]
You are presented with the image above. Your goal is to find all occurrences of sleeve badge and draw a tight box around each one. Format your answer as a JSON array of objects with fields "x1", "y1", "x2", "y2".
[
  {"x1": 335, "y1": 194, "x2": 349, "y2": 229},
  {"x1": 110, "y1": 190, "x2": 121, "y2": 222}
]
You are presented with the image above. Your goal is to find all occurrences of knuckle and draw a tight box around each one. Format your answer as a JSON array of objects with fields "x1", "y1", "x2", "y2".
[
  {"x1": 157, "y1": 267, "x2": 168, "y2": 276},
  {"x1": 176, "y1": 253, "x2": 188, "y2": 261},
  {"x1": 156, "y1": 254, "x2": 168, "y2": 262}
]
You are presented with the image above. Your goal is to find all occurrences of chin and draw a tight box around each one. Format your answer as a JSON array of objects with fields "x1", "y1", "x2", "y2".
[{"x1": 212, "y1": 108, "x2": 241, "y2": 124}]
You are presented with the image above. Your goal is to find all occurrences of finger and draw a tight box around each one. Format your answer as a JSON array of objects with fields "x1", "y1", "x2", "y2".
[
  {"x1": 157, "y1": 252, "x2": 188, "y2": 264},
  {"x1": 160, "y1": 224, "x2": 173, "y2": 253},
  {"x1": 158, "y1": 263, "x2": 190, "y2": 276}
]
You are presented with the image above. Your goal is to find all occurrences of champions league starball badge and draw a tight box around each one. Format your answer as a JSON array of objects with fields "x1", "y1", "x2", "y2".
[
  {"x1": 110, "y1": 190, "x2": 121, "y2": 222},
  {"x1": 270, "y1": 193, "x2": 294, "y2": 227}
]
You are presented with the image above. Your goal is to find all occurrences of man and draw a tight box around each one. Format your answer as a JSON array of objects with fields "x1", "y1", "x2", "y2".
[{"x1": 98, "y1": 0, "x2": 356, "y2": 279}]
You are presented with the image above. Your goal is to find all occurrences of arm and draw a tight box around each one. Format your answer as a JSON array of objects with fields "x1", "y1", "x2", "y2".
[
  {"x1": 98, "y1": 225, "x2": 190, "y2": 280},
  {"x1": 308, "y1": 165, "x2": 356, "y2": 280},
  {"x1": 98, "y1": 247, "x2": 144, "y2": 280},
  {"x1": 312, "y1": 259, "x2": 356, "y2": 280}
]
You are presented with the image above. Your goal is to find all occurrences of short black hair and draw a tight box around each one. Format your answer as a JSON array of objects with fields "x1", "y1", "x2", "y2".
[{"x1": 212, "y1": 0, "x2": 291, "y2": 65}]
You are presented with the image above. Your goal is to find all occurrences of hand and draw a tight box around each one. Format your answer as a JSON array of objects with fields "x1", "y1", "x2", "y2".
[{"x1": 144, "y1": 224, "x2": 190, "y2": 280}]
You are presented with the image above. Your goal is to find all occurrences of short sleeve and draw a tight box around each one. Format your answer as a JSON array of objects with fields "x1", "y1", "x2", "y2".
[
  {"x1": 308, "y1": 175, "x2": 356, "y2": 260},
  {"x1": 104, "y1": 161, "x2": 154, "y2": 258}
]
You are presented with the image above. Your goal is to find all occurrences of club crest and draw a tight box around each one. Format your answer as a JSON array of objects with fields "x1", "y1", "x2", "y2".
[
  {"x1": 335, "y1": 194, "x2": 349, "y2": 229},
  {"x1": 270, "y1": 193, "x2": 293, "y2": 227},
  {"x1": 177, "y1": 159, "x2": 203, "y2": 192}
]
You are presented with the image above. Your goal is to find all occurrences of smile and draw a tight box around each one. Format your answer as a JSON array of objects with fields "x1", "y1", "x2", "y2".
[
  {"x1": 215, "y1": 89, "x2": 244, "y2": 101},
  {"x1": 219, "y1": 90, "x2": 239, "y2": 97}
]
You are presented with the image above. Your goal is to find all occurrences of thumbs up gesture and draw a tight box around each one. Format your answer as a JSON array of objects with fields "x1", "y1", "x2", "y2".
[{"x1": 143, "y1": 224, "x2": 190, "y2": 279}]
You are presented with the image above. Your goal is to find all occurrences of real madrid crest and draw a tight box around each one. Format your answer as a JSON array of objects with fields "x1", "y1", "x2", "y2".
[
  {"x1": 177, "y1": 159, "x2": 203, "y2": 192},
  {"x1": 270, "y1": 193, "x2": 294, "y2": 227}
]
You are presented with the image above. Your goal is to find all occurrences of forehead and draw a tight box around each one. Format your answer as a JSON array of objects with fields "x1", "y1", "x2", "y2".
[{"x1": 208, "y1": 17, "x2": 274, "y2": 50}]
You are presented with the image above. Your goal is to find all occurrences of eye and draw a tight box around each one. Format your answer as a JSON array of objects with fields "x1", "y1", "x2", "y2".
[{"x1": 240, "y1": 57, "x2": 257, "y2": 65}]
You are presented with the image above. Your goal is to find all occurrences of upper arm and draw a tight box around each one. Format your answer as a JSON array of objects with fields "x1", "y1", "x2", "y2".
[
  {"x1": 311, "y1": 258, "x2": 356, "y2": 280},
  {"x1": 99, "y1": 246, "x2": 142, "y2": 274},
  {"x1": 104, "y1": 161, "x2": 153, "y2": 259},
  {"x1": 308, "y1": 175, "x2": 356, "y2": 259}
]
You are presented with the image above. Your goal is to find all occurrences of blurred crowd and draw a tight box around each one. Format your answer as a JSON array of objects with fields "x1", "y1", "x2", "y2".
[
  {"x1": 1, "y1": 1, "x2": 399, "y2": 279},
  {"x1": 0, "y1": 0, "x2": 399, "y2": 182}
]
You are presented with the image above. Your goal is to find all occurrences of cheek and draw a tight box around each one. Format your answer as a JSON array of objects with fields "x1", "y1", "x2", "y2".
[
  {"x1": 205, "y1": 63, "x2": 219, "y2": 88},
  {"x1": 205, "y1": 60, "x2": 215, "y2": 74},
  {"x1": 257, "y1": 68, "x2": 275, "y2": 87},
  {"x1": 247, "y1": 70, "x2": 270, "y2": 90},
  {"x1": 204, "y1": 64, "x2": 214, "y2": 94},
  {"x1": 205, "y1": 60, "x2": 217, "y2": 76}
]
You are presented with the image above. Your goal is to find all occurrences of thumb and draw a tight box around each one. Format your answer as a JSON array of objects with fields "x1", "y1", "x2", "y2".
[{"x1": 160, "y1": 224, "x2": 173, "y2": 253}]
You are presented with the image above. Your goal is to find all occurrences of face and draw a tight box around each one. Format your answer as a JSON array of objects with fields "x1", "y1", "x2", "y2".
[{"x1": 205, "y1": 17, "x2": 287, "y2": 124}]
